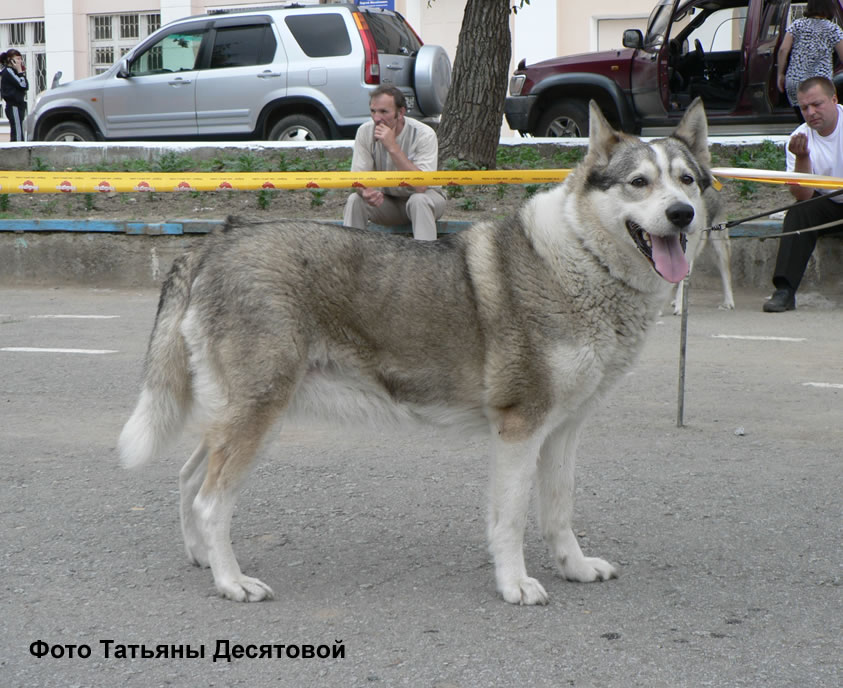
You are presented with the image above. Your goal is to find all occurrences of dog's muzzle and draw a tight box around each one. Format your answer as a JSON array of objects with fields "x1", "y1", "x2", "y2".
[{"x1": 626, "y1": 217, "x2": 690, "y2": 284}]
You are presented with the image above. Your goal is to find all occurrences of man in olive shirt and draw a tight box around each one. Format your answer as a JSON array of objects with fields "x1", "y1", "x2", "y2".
[{"x1": 343, "y1": 85, "x2": 446, "y2": 241}]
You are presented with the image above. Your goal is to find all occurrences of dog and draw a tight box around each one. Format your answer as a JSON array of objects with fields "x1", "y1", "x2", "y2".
[
  {"x1": 118, "y1": 99, "x2": 717, "y2": 605},
  {"x1": 669, "y1": 191, "x2": 734, "y2": 314}
]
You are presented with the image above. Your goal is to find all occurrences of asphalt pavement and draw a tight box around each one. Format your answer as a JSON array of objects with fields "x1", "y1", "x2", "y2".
[{"x1": 1, "y1": 285, "x2": 841, "y2": 687}]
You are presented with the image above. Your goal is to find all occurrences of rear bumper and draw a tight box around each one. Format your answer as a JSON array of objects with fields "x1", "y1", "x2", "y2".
[{"x1": 504, "y1": 95, "x2": 536, "y2": 132}]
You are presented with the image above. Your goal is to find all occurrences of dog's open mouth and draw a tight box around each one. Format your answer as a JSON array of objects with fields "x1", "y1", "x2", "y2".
[{"x1": 626, "y1": 221, "x2": 689, "y2": 284}]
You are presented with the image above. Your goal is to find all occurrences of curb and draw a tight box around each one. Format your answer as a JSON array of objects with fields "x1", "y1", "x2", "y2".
[{"x1": 0, "y1": 218, "x2": 780, "y2": 237}]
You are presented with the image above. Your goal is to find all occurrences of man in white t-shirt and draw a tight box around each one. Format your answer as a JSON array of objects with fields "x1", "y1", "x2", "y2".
[
  {"x1": 764, "y1": 76, "x2": 843, "y2": 312},
  {"x1": 343, "y1": 85, "x2": 446, "y2": 241}
]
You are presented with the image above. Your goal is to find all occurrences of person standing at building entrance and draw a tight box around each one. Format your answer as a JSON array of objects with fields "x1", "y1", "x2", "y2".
[{"x1": 1, "y1": 49, "x2": 28, "y2": 141}]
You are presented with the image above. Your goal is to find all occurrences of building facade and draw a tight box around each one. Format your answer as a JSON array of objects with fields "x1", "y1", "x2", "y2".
[{"x1": 0, "y1": 0, "x2": 655, "y2": 136}]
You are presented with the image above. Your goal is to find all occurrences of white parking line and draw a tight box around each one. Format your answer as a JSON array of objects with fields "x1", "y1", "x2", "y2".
[
  {"x1": 803, "y1": 382, "x2": 843, "y2": 389},
  {"x1": 711, "y1": 334, "x2": 807, "y2": 342},
  {"x1": 28, "y1": 314, "x2": 120, "y2": 319},
  {"x1": 1, "y1": 347, "x2": 118, "y2": 355}
]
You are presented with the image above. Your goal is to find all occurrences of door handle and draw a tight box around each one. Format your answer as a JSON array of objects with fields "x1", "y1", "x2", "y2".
[
  {"x1": 257, "y1": 71, "x2": 283, "y2": 78},
  {"x1": 168, "y1": 78, "x2": 192, "y2": 86},
  {"x1": 386, "y1": 63, "x2": 403, "y2": 70}
]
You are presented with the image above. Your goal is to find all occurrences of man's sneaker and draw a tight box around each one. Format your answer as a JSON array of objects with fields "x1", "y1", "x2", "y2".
[{"x1": 763, "y1": 288, "x2": 795, "y2": 312}]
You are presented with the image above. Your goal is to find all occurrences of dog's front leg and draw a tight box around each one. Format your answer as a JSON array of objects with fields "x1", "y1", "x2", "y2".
[
  {"x1": 537, "y1": 422, "x2": 618, "y2": 583},
  {"x1": 487, "y1": 434, "x2": 548, "y2": 605}
]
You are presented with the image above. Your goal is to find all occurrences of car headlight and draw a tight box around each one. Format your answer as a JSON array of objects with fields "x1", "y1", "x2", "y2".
[{"x1": 509, "y1": 75, "x2": 526, "y2": 97}]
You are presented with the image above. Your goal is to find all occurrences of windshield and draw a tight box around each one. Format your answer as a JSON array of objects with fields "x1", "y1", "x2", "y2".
[{"x1": 645, "y1": 0, "x2": 678, "y2": 46}]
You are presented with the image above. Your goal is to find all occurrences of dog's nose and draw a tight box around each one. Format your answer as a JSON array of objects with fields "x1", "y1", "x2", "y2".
[{"x1": 666, "y1": 202, "x2": 695, "y2": 228}]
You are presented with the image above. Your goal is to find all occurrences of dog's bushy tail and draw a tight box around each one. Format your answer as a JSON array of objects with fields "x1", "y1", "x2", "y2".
[{"x1": 119, "y1": 253, "x2": 196, "y2": 468}]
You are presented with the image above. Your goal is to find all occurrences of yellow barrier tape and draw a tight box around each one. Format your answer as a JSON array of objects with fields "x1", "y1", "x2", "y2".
[
  {"x1": 0, "y1": 166, "x2": 839, "y2": 194},
  {"x1": 711, "y1": 167, "x2": 843, "y2": 190},
  {"x1": 0, "y1": 169, "x2": 572, "y2": 194}
]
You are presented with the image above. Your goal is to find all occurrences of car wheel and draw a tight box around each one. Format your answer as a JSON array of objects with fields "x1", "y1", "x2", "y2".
[
  {"x1": 414, "y1": 45, "x2": 452, "y2": 116},
  {"x1": 268, "y1": 115, "x2": 328, "y2": 142},
  {"x1": 535, "y1": 100, "x2": 589, "y2": 137},
  {"x1": 44, "y1": 121, "x2": 96, "y2": 142}
]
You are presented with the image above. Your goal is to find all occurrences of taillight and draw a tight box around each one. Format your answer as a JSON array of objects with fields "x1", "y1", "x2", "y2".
[{"x1": 353, "y1": 13, "x2": 380, "y2": 85}]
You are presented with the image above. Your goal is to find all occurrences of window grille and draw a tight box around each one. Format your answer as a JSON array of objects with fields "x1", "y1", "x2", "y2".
[{"x1": 89, "y1": 13, "x2": 161, "y2": 74}]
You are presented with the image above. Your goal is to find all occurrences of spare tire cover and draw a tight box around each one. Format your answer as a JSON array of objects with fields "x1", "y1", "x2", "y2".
[{"x1": 414, "y1": 45, "x2": 451, "y2": 116}]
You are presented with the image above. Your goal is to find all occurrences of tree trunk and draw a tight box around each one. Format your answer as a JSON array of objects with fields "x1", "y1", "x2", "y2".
[{"x1": 437, "y1": 0, "x2": 512, "y2": 169}]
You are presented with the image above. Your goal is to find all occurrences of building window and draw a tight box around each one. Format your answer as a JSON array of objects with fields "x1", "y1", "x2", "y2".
[
  {"x1": 93, "y1": 16, "x2": 112, "y2": 41},
  {"x1": 90, "y1": 13, "x2": 161, "y2": 74},
  {"x1": 9, "y1": 23, "x2": 26, "y2": 45},
  {"x1": 120, "y1": 15, "x2": 139, "y2": 40}
]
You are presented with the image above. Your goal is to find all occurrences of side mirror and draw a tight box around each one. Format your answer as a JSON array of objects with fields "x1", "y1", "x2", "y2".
[
  {"x1": 51, "y1": 71, "x2": 62, "y2": 88},
  {"x1": 116, "y1": 59, "x2": 131, "y2": 79},
  {"x1": 622, "y1": 29, "x2": 643, "y2": 49}
]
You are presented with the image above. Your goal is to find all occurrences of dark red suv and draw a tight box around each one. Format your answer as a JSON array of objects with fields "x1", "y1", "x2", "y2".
[{"x1": 505, "y1": 0, "x2": 843, "y2": 137}]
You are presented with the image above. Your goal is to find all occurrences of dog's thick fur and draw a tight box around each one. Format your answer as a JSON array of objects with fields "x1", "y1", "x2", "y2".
[{"x1": 119, "y1": 101, "x2": 717, "y2": 604}]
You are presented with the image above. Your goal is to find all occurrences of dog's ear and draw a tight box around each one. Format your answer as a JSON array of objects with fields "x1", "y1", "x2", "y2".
[
  {"x1": 587, "y1": 100, "x2": 623, "y2": 165},
  {"x1": 672, "y1": 98, "x2": 710, "y2": 166}
]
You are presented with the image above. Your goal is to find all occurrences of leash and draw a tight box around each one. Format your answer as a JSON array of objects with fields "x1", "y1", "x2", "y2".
[{"x1": 707, "y1": 187, "x2": 843, "y2": 238}]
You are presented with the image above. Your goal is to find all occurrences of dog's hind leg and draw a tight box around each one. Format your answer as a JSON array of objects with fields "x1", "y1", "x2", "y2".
[
  {"x1": 193, "y1": 409, "x2": 279, "y2": 602},
  {"x1": 179, "y1": 441, "x2": 209, "y2": 567},
  {"x1": 537, "y1": 422, "x2": 618, "y2": 583},
  {"x1": 711, "y1": 233, "x2": 735, "y2": 310},
  {"x1": 487, "y1": 433, "x2": 548, "y2": 605}
]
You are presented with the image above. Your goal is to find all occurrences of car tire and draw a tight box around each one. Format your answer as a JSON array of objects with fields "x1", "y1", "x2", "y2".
[
  {"x1": 414, "y1": 45, "x2": 452, "y2": 116},
  {"x1": 535, "y1": 100, "x2": 589, "y2": 138},
  {"x1": 268, "y1": 115, "x2": 328, "y2": 142},
  {"x1": 44, "y1": 121, "x2": 96, "y2": 142}
]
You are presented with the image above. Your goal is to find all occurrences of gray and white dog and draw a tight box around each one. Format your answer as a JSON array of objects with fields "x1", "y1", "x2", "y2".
[{"x1": 119, "y1": 100, "x2": 716, "y2": 604}]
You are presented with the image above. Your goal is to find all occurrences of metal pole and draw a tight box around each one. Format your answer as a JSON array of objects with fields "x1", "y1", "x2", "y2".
[{"x1": 677, "y1": 277, "x2": 690, "y2": 427}]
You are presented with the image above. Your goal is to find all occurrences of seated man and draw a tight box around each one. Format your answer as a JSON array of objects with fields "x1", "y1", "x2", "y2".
[
  {"x1": 344, "y1": 85, "x2": 446, "y2": 241},
  {"x1": 764, "y1": 76, "x2": 843, "y2": 312}
]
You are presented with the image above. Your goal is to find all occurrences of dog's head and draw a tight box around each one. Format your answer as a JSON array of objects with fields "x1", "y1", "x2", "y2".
[{"x1": 578, "y1": 98, "x2": 716, "y2": 286}]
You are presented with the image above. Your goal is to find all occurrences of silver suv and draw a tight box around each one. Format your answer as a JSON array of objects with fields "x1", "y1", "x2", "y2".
[{"x1": 26, "y1": 2, "x2": 451, "y2": 142}]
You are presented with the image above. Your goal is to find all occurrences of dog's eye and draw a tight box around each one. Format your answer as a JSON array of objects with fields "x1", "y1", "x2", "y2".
[
  {"x1": 680, "y1": 174, "x2": 695, "y2": 185},
  {"x1": 630, "y1": 177, "x2": 648, "y2": 188}
]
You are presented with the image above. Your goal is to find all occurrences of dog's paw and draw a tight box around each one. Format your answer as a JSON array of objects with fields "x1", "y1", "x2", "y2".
[
  {"x1": 216, "y1": 575, "x2": 274, "y2": 602},
  {"x1": 558, "y1": 556, "x2": 618, "y2": 583},
  {"x1": 499, "y1": 576, "x2": 549, "y2": 606},
  {"x1": 718, "y1": 301, "x2": 735, "y2": 311}
]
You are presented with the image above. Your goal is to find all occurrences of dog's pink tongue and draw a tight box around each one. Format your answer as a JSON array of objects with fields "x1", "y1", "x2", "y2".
[{"x1": 650, "y1": 234, "x2": 689, "y2": 284}]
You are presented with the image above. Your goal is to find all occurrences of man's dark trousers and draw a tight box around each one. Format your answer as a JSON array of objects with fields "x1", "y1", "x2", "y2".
[{"x1": 774, "y1": 193, "x2": 843, "y2": 291}]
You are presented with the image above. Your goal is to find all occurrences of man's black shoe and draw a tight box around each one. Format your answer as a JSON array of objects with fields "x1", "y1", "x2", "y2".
[{"x1": 763, "y1": 288, "x2": 795, "y2": 312}]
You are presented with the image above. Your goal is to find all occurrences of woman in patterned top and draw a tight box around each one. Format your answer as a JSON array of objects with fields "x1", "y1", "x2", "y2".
[{"x1": 777, "y1": 0, "x2": 843, "y2": 121}]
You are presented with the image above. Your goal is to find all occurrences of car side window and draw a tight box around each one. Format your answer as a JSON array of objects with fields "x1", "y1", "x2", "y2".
[
  {"x1": 284, "y1": 14, "x2": 351, "y2": 57},
  {"x1": 365, "y1": 13, "x2": 421, "y2": 55},
  {"x1": 210, "y1": 24, "x2": 277, "y2": 68},
  {"x1": 131, "y1": 30, "x2": 205, "y2": 75}
]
